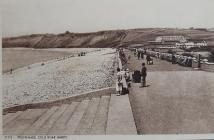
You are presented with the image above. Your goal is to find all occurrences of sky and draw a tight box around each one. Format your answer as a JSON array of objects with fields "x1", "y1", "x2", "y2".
[{"x1": 2, "y1": 0, "x2": 214, "y2": 37}]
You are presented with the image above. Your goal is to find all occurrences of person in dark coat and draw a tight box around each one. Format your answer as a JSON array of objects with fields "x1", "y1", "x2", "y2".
[
  {"x1": 137, "y1": 51, "x2": 140, "y2": 60},
  {"x1": 146, "y1": 55, "x2": 151, "y2": 64},
  {"x1": 140, "y1": 63, "x2": 147, "y2": 87},
  {"x1": 141, "y1": 52, "x2": 144, "y2": 59},
  {"x1": 172, "y1": 54, "x2": 176, "y2": 64}
]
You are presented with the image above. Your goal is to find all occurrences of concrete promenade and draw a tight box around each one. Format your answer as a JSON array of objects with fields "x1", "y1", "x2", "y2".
[{"x1": 125, "y1": 49, "x2": 214, "y2": 134}]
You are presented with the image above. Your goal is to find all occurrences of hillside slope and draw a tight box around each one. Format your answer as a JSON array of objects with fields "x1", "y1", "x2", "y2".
[{"x1": 3, "y1": 28, "x2": 214, "y2": 48}]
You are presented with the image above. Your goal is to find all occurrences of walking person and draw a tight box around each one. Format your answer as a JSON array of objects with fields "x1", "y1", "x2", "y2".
[
  {"x1": 128, "y1": 55, "x2": 131, "y2": 60},
  {"x1": 157, "y1": 52, "x2": 160, "y2": 59},
  {"x1": 146, "y1": 55, "x2": 151, "y2": 65},
  {"x1": 140, "y1": 63, "x2": 147, "y2": 88},
  {"x1": 116, "y1": 68, "x2": 123, "y2": 96},
  {"x1": 137, "y1": 51, "x2": 140, "y2": 60},
  {"x1": 144, "y1": 48, "x2": 147, "y2": 55},
  {"x1": 172, "y1": 54, "x2": 176, "y2": 64},
  {"x1": 134, "y1": 48, "x2": 137, "y2": 56},
  {"x1": 141, "y1": 52, "x2": 144, "y2": 59}
]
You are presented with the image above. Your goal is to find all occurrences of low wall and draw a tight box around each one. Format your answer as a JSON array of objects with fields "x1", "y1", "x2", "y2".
[
  {"x1": 201, "y1": 62, "x2": 214, "y2": 72},
  {"x1": 192, "y1": 60, "x2": 214, "y2": 72},
  {"x1": 192, "y1": 60, "x2": 199, "y2": 68},
  {"x1": 3, "y1": 87, "x2": 115, "y2": 114},
  {"x1": 145, "y1": 50, "x2": 214, "y2": 72}
]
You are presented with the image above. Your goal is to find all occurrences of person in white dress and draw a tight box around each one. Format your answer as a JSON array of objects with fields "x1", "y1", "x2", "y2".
[{"x1": 116, "y1": 68, "x2": 123, "y2": 96}]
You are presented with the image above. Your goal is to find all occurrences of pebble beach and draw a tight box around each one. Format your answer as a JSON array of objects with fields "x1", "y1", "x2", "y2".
[{"x1": 3, "y1": 48, "x2": 116, "y2": 108}]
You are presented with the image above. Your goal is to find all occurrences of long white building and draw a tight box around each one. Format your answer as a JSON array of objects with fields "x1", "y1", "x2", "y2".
[
  {"x1": 176, "y1": 41, "x2": 207, "y2": 49},
  {"x1": 156, "y1": 36, "x2": 187, "y2": 43}
]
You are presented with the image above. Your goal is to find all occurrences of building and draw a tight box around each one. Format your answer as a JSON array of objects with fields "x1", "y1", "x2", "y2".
[
  {"x1": 155, "y1": 36, "x2": 187, "y2": 43},
  {"x1": 175, "y1": 41, "x2": 207, "y2": 49},
  {"x1": 148, "y1": 35, "x2": 187, "y2": 45}
]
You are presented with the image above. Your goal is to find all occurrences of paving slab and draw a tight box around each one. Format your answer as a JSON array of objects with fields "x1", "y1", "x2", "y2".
[
  {"x1": 129, "y1": 71, "x2": 214, "y2": 134},
  {"x1": 4, "y1": 109, "x2": 47, "y2": 135},
  {"x1": 106, "y1": 94, "x2": 137, "y2": 135},
  {"x1": 23, "y1": 106, "x2": 59, "y2": 135},
  {"x1": 90, "y1": 96, "x2": 110, "y2": 134},
  {"x1": 3, "y1": 111, "x2": 22, "y2": 126},
  {"x1": 48, "y1": 102, "x2": 79, "y2": 135},
  {"x1": 3, "y1": 109, "x2": 32, "y2": 133},
  {"x1": 74, "y1": 98, "x2": 100, "y2": 135},
  {"x1": 64, "y1": 99, "x2": 90, "y2": 135},
  {"x1": 36, "y1": 104, "x2": 69, "y2": 135}
]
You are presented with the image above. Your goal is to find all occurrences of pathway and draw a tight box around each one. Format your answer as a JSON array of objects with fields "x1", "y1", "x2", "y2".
[{"x1": 125, "y1": 49, "x2": 214, "y2": 134}]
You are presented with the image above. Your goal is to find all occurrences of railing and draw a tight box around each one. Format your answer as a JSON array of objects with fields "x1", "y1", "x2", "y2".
[
  {"x1": 192, "y1": 58, "x2": 214, "y2": 72},
  {"x1": 143, "y1": 50, "x2": 214, "y2": 72}
]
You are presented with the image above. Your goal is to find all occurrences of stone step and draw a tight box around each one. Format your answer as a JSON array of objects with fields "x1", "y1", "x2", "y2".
[
  {"x1": 3, "y1": 113, "x2": 14, "y2": 122},
  {"x1": 3, "y1": 113, "x2": 11, "y2": 118},
  {"x1": 48, "y1": 102, "x2": 80, "y2": 135},
  {"x1": 63, "y1": 99, "x2": 90, "y2": 135},
  {"x1": 36, "y1": 104, "x2": 69, "y2": 135},
  {"x1": 90, "y1": 96, "x2": 111, "y2": 135},
  {"x1": 106, "y1": 94, "x2": 137, "y2": 135},
  {"x1": 23, "y1": 106, "x2": 59, "y2": 135},
  {"x1": 4, "y1": 109, "x2": 32, "y2": 133},
  {"x1": 4, "y1": 109, "x2": 47, "y2": 135},
  {"x1": 3, "y1": 111, "x2": 23, "y2": 126},
  {"x1": 74, "y1": 98, "x2": 100, "y2": 135}
]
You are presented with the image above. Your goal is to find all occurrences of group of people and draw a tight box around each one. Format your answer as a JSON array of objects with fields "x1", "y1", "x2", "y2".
[
  {"x1": 78, "y1": 52, "x2": 86, "y2": 56},
  {"x1": 135, "y1": 48, "x2": 153, "y2": 65},
  {"x1": 116, "y1": 68, "x2": 131, "y2": 96},
  {"x1": 116, "y1": 61, "x2": 148, "y2": 95},
  {"x1": 134, "y1": 49, "x2": 148, "y2": 87},
  {"x1": 137, "y1": 51, "x2": 145, "y2": 60}
]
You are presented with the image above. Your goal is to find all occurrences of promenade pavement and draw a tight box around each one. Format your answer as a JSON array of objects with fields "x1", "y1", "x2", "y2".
[{"x1": 125, "y1": 50, "x2": 214, "y2": 134}]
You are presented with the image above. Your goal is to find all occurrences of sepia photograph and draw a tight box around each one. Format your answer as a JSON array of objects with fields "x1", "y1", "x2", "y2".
[{"x1": 1, "y1": 0, "x2": 214, "y2": 138}]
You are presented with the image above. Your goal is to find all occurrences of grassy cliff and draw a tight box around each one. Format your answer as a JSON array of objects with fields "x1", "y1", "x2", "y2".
[{"x1": 3, "y1": 28, "x2": 214, "y2": 48}]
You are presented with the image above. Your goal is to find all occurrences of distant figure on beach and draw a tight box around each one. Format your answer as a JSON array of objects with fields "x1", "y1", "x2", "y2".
[
  {"x1": 140, "y1": 63, "x2": 147, "y2": 88},
  {"x1": 116, "y1": 68, "x2": 123, "y2": 96}
]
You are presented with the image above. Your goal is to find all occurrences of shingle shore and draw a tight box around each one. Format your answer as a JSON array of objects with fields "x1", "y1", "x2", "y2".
[{"x1": 3, "y1": 48, "x2": 116, "y2": 108}]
